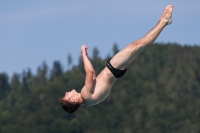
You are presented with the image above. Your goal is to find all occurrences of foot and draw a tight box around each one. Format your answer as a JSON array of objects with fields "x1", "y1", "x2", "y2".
[{"x1": 161, "y1": 5, "x2": 173, "y2": 25}]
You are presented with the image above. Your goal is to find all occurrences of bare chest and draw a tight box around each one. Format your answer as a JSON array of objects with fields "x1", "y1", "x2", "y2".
[{"x1": 84, "y1": 67, "x2": 116, "y2": 106}]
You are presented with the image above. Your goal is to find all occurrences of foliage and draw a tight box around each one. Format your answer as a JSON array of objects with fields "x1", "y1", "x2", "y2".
[{"x1": 0, "y1": 43, "x2": 200, "y2": 133}]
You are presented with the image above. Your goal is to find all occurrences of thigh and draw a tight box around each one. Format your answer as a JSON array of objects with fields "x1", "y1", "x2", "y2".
[{"x1": 110, "y1": 40, "x2": 143, "y2": 69}]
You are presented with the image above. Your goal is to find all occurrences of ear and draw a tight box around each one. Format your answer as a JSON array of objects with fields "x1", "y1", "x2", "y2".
[{"x1": 71, "y1": 99, "x2": 75, "y2": 103}]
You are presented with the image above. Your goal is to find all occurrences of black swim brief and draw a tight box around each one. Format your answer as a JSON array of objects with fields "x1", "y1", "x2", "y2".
[{"x1": 106, "y1": 58, "x2": 127, "y2": 78}]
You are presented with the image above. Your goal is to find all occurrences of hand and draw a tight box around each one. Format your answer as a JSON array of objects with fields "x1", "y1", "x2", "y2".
[{"x1": 81, "y1": 44, "x2": 89, "y2": 57}]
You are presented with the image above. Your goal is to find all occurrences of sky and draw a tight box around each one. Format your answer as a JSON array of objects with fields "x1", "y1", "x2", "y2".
[{"x1": 0, "y1": 0, "x2": 200, "y2": 77}]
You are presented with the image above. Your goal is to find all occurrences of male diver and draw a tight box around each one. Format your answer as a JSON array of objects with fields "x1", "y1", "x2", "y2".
[{"x1": 60, "y1": 5, "x2": 173, "y2": 113}]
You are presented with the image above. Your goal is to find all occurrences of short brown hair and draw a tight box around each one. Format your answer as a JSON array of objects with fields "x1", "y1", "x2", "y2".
[{"x1": 59, "y1": 98, "x2": 80, "y2": 114}]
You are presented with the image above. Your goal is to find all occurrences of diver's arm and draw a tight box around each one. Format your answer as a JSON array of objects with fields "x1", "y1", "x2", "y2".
[{"x1": 81, "y1": 45, "x2": 96, "y2": 95}]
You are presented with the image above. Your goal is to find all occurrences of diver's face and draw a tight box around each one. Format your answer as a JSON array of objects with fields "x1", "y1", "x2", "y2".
[{"x1": 63, "y1": 89, "x2": 79, "y2": 103}]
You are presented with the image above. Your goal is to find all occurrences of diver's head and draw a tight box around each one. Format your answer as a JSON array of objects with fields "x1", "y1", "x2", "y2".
[{"x1": 59, "y1": 89, "x2": 83, "y2": 114}]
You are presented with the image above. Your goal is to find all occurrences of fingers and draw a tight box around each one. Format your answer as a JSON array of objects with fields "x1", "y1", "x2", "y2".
[
  {"x1": 81, "y1": 44, "x2": 89, "y2": 51},
  {"x1": 83, "y1": 44, "x2": 88, "y2": 49}
]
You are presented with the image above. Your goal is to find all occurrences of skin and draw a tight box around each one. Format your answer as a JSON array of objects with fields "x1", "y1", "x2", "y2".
[{"x1": 62, "y1": 5, "x2": 173, "y2": 106}]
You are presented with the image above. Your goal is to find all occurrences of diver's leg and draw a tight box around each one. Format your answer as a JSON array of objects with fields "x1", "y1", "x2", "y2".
[{"x1": 110, "y1": 5, "x2": 173, "y2": 69}]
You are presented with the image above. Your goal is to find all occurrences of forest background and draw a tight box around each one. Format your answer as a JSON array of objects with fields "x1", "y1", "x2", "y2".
[{"x1": 0, "y1": 43, "x2": 200, "y2": 133}]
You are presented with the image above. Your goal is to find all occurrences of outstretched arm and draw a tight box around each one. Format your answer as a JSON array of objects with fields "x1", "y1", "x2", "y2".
[{"x1": 81, "y1": 45, "x2": 96, "y2": 95}]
